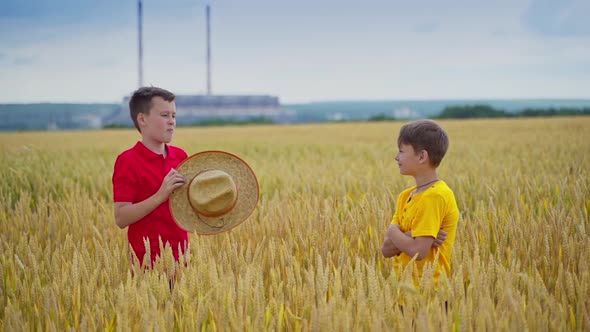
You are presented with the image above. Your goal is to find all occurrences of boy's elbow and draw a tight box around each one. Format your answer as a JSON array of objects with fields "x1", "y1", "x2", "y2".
[
  {"x1": 381, "y1": 246, "x2": 394, "y2": 258},
  {"x1": 407, "y1": 237, "x2": 434, "y2": 260},
  {"x1": 413, "y1": 247, "x2": 431, "y2": 261},
  {"x1": 415, "y1": 252, "x2": 428, "y2": 261},
  {"x1": 381, "y1": 239, "x2": 398, "y2": 258},
  {"x1": 113, "y1": 203, "x2": 131, "y2": 229},
  {"x1": 114, "y1": 213, "x2": 128, "y2": 229},
  {"x1": 115, "y1": 218, "x2": 126, "y2": 229},
  {"x1": 405, "y1": 246, "x2": 429, "y2": 261}
]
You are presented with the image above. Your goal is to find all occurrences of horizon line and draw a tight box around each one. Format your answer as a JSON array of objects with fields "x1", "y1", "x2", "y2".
[{"x1": 2, "y1": 96, "x2": 590, "y2": 105}]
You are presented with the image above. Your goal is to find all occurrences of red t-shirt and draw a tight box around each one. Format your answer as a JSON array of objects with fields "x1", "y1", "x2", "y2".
[{"x1": 112, "y1": 141, "x2": 189, "y2": 265}]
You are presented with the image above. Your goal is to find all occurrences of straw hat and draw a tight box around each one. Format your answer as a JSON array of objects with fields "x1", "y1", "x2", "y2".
[{"x1": 169, "y1": 150, "x2": 259, "y2": 235}]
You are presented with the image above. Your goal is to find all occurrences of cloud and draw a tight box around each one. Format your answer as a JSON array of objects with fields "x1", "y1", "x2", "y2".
[
  {"x1": 522, "y1": 0, "x2": 590, "y2": 36},
  {"x1": 92, "y1": 58, "x2": 121, "y2": 69},
  {"x1": 0, "y1": 53, "x2": 39, "y2": 68},
  {"x1": 0, "y1": 0, "x2": 126, "y2": 22},
  {"x1": 12, "y1": 55, "x2": 39, "y2": 66},
  {"x1": 414, "y1": 22, "x2": 438, "y2": 34}
]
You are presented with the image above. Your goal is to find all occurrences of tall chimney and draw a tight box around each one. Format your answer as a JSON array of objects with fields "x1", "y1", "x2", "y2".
[
  {"x1": 206, "y1": 4, "x2": 212, "y2": 95},
  {"x1": 138, "y1": 0, "x2": 144, "y2": 88}
]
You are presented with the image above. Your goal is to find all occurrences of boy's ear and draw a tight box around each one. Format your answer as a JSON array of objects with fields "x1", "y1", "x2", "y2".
[
  {"x1": 137, "y1": 112, "x2": 146, "y2": 127},
  {"x1": 419, "y1": 150, "x2": 429, "y2": 163}
]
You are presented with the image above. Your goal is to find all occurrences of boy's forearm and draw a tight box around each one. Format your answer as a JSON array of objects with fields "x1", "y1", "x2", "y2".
[
  {"x1": 115, "y1": 193, "x2": 165, "y2": 228},
  {"x1": 381, "y1": 224, "x2": 409, "y2": 257},
  {"x1": 387, "y1": 225, "x2": 433, "y2": 260}
]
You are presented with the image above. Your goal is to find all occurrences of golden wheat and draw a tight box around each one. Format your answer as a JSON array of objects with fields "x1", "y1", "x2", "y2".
[{"x1": 0, "y1": 117, "x2": 589, "y2": 331}]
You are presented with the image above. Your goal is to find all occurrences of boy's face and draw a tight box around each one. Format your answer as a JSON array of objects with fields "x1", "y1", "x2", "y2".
[
  {"x1": 138, "y1": 96, "x2": 177, "y2": 144},
  {"x1": 395, "y1": 143, "x2": 422, "y2": 176}
]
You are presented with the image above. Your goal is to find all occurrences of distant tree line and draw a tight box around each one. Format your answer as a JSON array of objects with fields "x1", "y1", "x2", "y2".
[
  {"x1": 102, "y1": 116, "x2": 275, "y2": 129},
  {"x1": 180, "y1": 116, "x2": 275, "y2": 127},
  {"x1": 368, "y1": 114, "x2": 396, "y2": 122},
  {"x1": 437, "y1": 105, "x2": 590, "y2": 119},
  {"x1": 0, "y1": 103, "x2": 118, "y2": 114},
  {"x1": 367, "y1": 105, "x2": 590, "y2": 122}
]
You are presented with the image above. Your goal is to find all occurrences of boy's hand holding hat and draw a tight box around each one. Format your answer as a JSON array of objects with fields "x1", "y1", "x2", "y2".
[{"x1": 169, "y1": 150, "x2": 259, "y2": 235}]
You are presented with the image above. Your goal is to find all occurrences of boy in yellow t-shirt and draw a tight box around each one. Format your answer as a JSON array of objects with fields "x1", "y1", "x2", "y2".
[{"x1": 381, "y1": 119, "x2": 459, "y2": 285}]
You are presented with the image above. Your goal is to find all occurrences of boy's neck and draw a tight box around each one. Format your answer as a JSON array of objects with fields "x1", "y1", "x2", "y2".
[
  {"x1": 141, "y1": 139, "x2": 167, "y2": 156},
  {"x1": 413, "y1": 170, "x2": 439, "y2": 189}
]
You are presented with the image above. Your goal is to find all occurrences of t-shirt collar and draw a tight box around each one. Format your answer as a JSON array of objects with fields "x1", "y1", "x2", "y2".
[{"x1": 134, "y1": 141, "x2": 180, "y2": 160}]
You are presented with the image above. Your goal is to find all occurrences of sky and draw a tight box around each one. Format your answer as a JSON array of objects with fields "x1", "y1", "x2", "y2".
[{"x1": 1, "y1": 0, "x2": 589, "y2": 104}]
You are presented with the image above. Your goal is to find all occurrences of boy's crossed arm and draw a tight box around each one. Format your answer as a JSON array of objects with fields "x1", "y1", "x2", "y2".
[{"x1": 381, "y1": 225, "x2": 447, "y2": 260}]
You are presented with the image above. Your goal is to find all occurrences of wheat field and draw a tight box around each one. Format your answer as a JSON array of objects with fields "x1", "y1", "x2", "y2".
[{"x1": 0, "y1": 117, "x2": 589, "y2": 331}]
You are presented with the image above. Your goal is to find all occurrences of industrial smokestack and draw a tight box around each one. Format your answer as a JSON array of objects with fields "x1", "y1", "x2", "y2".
[
  {"x1": 206, "y1": 4, "x2": 212, "y2": 95},
  {"x1": 138, "y1": 0, "x2": 144, "y2": 88}
]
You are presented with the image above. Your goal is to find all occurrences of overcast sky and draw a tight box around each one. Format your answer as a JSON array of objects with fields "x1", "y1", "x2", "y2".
[{"x1": 1, "y1": 0, "x2": 589, "y2": 103}]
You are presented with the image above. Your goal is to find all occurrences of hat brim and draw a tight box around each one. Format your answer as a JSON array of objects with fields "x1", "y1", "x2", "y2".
[{"x1": 169, "y1": 150, "x2": 259, "y2": 235}]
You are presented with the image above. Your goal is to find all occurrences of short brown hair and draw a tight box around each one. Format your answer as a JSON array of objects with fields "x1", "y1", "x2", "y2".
[
  {"x1": 129, "y1": 86, "x2": 175, "y2": 132},
  {"x1": 397, "y1": 119, "x2": 449, "y2": 167}
]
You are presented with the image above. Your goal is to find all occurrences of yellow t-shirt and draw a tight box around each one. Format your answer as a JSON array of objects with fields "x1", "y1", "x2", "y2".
[{"x1": 391, "y1": 180, "x2": 459, "y2": 284}]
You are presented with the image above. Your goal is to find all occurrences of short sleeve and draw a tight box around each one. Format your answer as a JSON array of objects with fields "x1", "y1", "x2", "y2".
[
  {"x1": 169, "y1": 145, "x2": 188, "y2": 168},
  {"x1": 410, "y1": 193, "x2": 445, "y2": 238},
  {"x1": 112, "y1": 154, "x2": 136, "y2": 202},
  {"x1": 179, "y1": 148, "x2": 188, "y2": 161},
  {"x1": 390, "y1": 212, "x2": 399, "y2": 225}
]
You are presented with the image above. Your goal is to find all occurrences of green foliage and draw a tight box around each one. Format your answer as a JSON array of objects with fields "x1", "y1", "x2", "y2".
[
  {"x1": 101, "y1": 117, "x2": 275, "y2": 129},
  {"x1": 178, "y1": 116, "x2": 275, "y2": 127},
  {"x1": 102, "y1": 123, "x2": 134, "y2": 129},
  {"x1": 437, "y1": 105, "x2": 590, "y2": 119},
  {"x1": 519, "y1": 107, "x2": 590, "y2": 117},
  {"x1": 368, "y1": 114, "x2": 396, "y2": 122},
  {"x1": 438, "y1": 105, "x2": 511, "y2": 119},
  {"x1": 0, "y1": 103, "x2": 118, "y2": 114}
]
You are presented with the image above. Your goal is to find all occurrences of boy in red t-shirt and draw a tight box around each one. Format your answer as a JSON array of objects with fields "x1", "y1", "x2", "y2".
[{"x1": 112, "y1": 86, "x2": 188, "y2": 267}]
